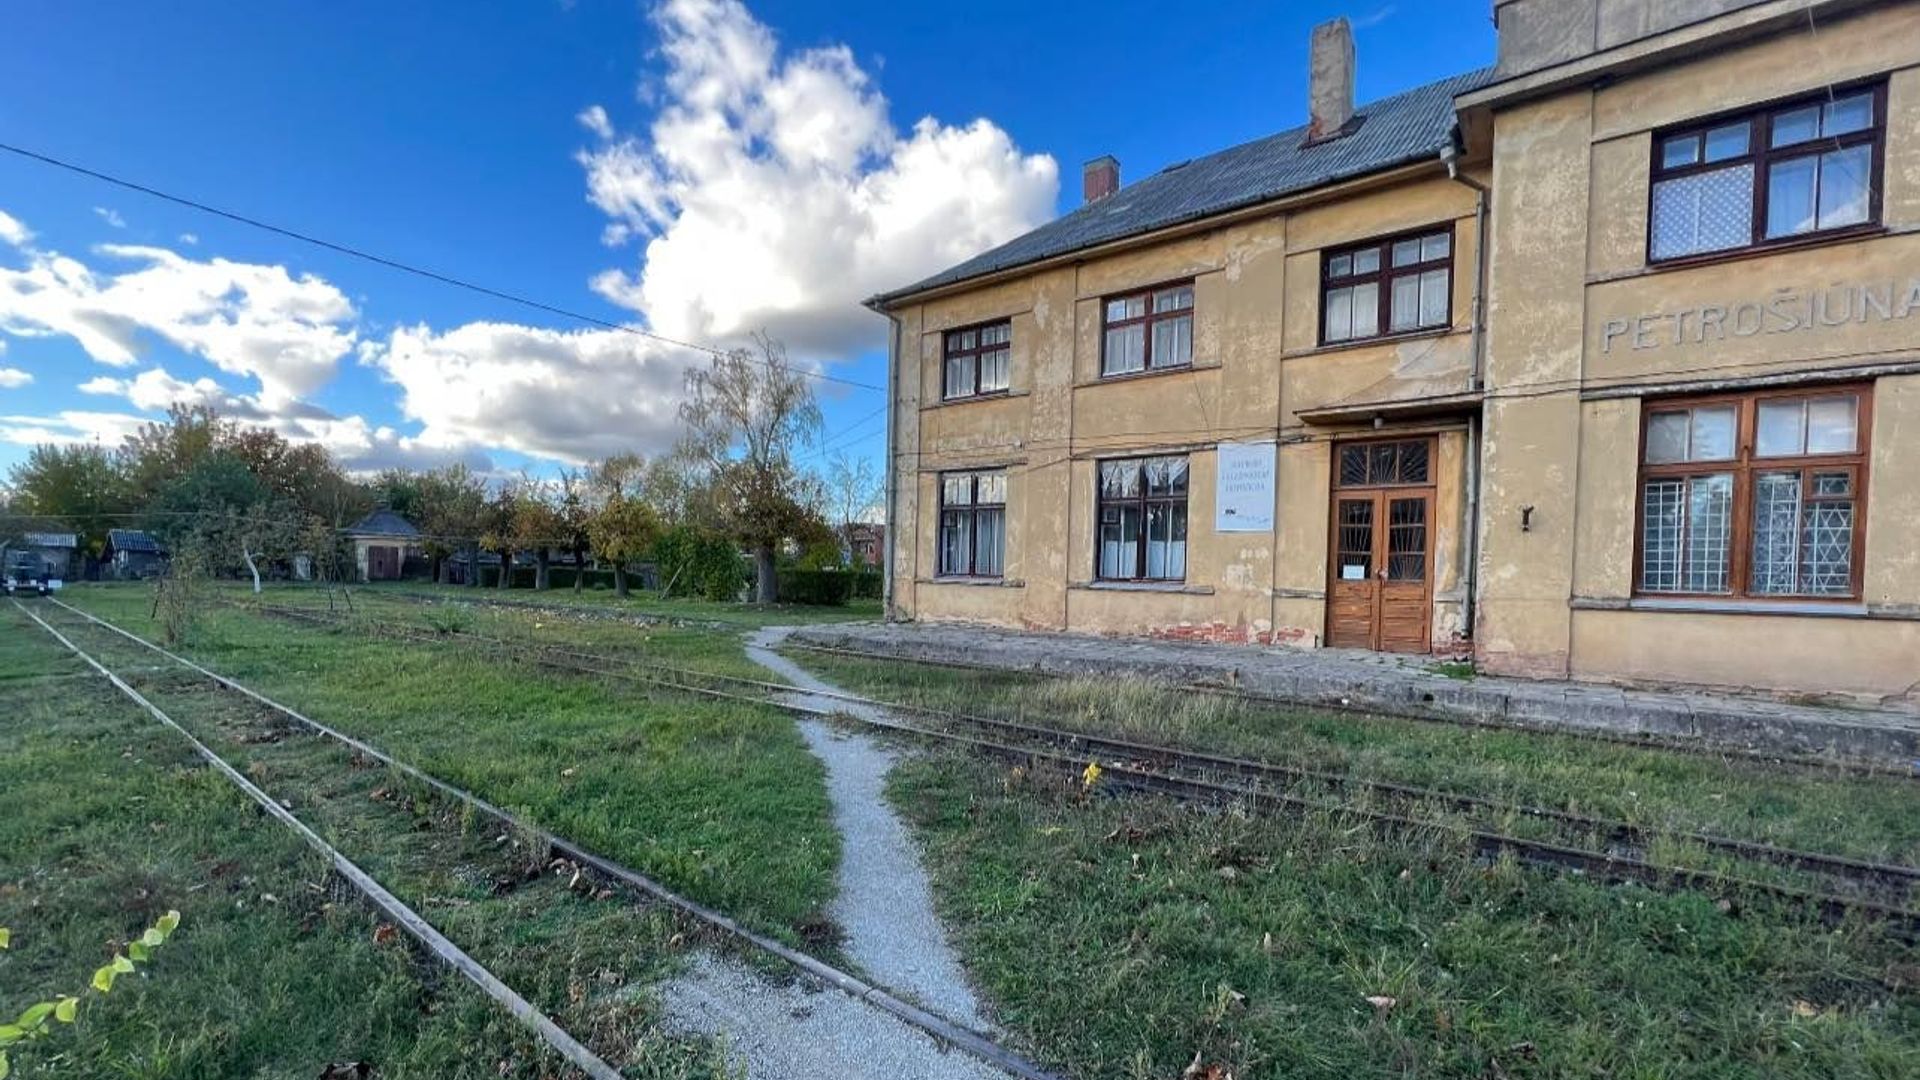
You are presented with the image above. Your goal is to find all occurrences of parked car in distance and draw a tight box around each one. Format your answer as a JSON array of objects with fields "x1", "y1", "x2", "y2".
[{"x1": 4, "y1": 552, "x2": 52, "y2": 597}]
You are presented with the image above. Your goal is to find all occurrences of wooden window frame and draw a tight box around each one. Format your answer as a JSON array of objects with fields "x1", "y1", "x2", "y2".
[
  {"x1": 1099, "y1": 280, "x2": 1195, "y2": 379},
  {"x1": 1632, "y1": 384, "x2": 1872, "y2": 601},
  {"x1": 1646, "y1": 80, "x2": 1887, "y2": 265},
  {"x1": 937, "y1": 470, "x2": 1006, "y2": 579},
  {"x1": 1333, "y1": 437, "x2": 1434, "y2": 490},
  {"x1": 1319, "y1": 223, "x2": 1455, "y2": 347},
  {"x1": 1095, "y1": 455, "x2": 1190, "y2": 582},
  {"x1": 942, "y1": 319, "x2": 1013, "y2": 401}
]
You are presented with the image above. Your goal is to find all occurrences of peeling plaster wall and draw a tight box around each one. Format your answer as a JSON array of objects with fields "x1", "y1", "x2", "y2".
[
  {"x1": 889, "y1": 172, "x2": 1484, "y2": 648},
  {"x1": 1481, "y1": 1, "x2": 1920, "y2": 695}
]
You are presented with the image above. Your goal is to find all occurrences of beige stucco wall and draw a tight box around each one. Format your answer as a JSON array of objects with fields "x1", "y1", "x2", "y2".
[
  {"x1": 1478, "y1": 1, "x2": 1920, "y2": 694},
  {"x1": 889, "y1": 170, "x2": 1483, "y2": 647}
]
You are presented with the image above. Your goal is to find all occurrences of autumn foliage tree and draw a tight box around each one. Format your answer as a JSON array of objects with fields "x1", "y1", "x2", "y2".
[
  {"x1": 586, "y1": 454, "x2": 657, "y2": 599},
  {"x1": 677, "y1": 333, "x2": 822, "y2": 603}
]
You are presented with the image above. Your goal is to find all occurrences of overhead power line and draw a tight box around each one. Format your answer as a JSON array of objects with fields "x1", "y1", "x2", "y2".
[{"x1": 0, "y1": 140, "x2": 888, "y2": 394}]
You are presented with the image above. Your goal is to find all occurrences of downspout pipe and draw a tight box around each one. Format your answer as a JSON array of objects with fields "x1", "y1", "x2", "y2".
[
  {"x1": 1442, "y1": 138, "x2": 1490, "y2": 641},
  {"x1": 864, "y1": 297, "x2": 903, "y2": 622}
]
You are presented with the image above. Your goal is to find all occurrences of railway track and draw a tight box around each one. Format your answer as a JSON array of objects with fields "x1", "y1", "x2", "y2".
[
  {"x1": 225, "y1": 597, "x2": 1920, "y2": 934},
  {"x1": 32, "y1": 597, "x2": 1065, "y2": 1080},
  {"x1": 11, "y1": 600, "x2": 626, "y2": 1080}
]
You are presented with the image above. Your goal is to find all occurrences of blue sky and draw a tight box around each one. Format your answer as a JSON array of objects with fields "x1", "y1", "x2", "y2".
[{"x1": 0, "y1": 0, "x2": 1493, "y2": 482}]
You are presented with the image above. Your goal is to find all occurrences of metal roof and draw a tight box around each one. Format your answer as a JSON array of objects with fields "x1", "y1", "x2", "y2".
[
  {"x1": 22, "y1": 533, "x2": 78, "y2": 548},
  {"x1": 347, "y1": 509, "x2": 422, "y2": 539},
  {"x1": 872, "y1": 66, "x2": 1493, "y2": 305},
  {"x1": 107, "y1": 529, "x2": 164, "y2": 554}
]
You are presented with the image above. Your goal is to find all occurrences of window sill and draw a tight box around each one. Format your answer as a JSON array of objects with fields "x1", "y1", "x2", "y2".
[
  {"x1": 922, "y1": 390, "x2": 1028, "y2": 412},
  {"x1": 1591, "y1": 223, "x2": 1895, "y2": 285},
  {"x1": 1571, "y1": 595, "x2": 1874, "y2": 618},
  {"x1": 1077, "y1": 363, "x2": 1216, "y2": 389},
  {"x1": 1070, "y1": 580, "x2": 1213, "y2": 595},
  {"x1": 918, "y1": 576, "x2": 1024, "y2": 588},
  {"x1": 1284, "y1": 325, "x2": 1459, "y2": 360}
]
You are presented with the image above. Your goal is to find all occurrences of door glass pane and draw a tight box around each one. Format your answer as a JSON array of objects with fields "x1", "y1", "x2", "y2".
[
  {"x1": 1397, "y1": 441, "x2": 1430, "y2": 484},
  {"x1": 1339, "y1": 446, "x2": 1367, "y2": 487},
  {"x1": 1104, "y1": 325, "x2": 1145, "y2": 374},
  {"x1": 1651, "y1": 164, "x2": 1754, "y2": 258},
  {"x1": 1683, "y1": 474, "x2": 1734, "y2": 593},
  {"x1": 1387, "y1": 498, "x2": 1427, "y2": 581},
  {"x1": 1418, "y1": 269, "x2": 1449, "y2": 326},
  {"x1": 1336, "y1": 499, "x2": 1374, "y2": 581},
  {"x1": 1645, "y1": 412, "x2": 1689, "y2": 464},
  {"x1": 1817, "y1": 145, "x2": 1872, "y2": 229},
  {"x1": 1766, "y1": 156, "x2": 1818, "y2": 237},
  {"x1": 1368, "y1": 444, "x2": 1396, "y2": 484},
  {"x1": 1806, "y1": 397, "x2": 1858, "y2": 453},
  {"x1": 1750, "y1": 471, "x2": 1803, "y2": 594},
  {"x1": 1689, "y1": 405, "x2": 1736, "y2": 461},
  {"x1": 1755, "y1": 400, "x2": 1805, "y2": 456}
]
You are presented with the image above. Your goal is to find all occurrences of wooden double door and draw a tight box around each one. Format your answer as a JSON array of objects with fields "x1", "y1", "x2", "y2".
[{"x1": 1327, "y1": 439, "x2": 1435, "y2": 653}]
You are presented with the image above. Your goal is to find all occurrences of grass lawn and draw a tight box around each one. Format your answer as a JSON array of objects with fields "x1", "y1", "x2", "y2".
[
  {"x1": 891, "y1": 750, "x2": 1920, "y2": 1079},
  {"x1": 55, "y1": 586, "x2": 840, "y2": 950},
  {"x1": 788, "y1": 650, "x2": 1920, "y2": 868},
  {"x1": 343, "y1": 580, "x2": 883, "y2": 629},
  {"x1": 0, "y1": 608, "x2": 730, "y2": 1079}
]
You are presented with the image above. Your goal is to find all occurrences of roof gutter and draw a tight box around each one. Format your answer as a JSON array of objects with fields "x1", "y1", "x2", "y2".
[{"x1": 868, "y1": 157, "x2": 1447, "y2": 311}]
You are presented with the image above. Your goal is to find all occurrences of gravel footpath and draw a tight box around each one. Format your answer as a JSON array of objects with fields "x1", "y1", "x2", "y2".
[
  {"x1": 659, "y1": 954, "x2": 1010, "y2": 1080},
  {"x1": 746, "y1": 626, "x2": 991, "y2": 1032}
]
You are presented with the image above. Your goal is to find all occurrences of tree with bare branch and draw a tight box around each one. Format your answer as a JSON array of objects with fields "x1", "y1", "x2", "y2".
[{"x1": 677, "y1": 333, "x2": 822, "y2": 603}]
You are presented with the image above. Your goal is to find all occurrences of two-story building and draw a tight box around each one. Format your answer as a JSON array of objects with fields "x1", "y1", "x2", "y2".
[{"x1": 869, "y1": 0, "x2": 1920, "y2": 701}]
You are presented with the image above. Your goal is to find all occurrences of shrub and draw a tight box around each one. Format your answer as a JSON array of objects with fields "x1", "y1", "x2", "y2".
[
  {"x1": 654, "y1": 526, "x2": 746, "y2": 602},
  {"x1": 776, "y1": 567, "x2": 853, "y2": 606},
  {"x1": 850, "y1": 569, "x2": 882, "y2": 600}
]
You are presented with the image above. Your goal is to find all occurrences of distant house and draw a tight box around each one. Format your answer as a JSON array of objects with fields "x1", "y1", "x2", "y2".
[
  {"x1": 345, "y1": 510, "x2": 423, "y2": 582},
  {"x1": 103, "y1": 529, "x2": 167, "y2": 580},
  {"x1": 848, "y1": 523, "x2": 885, "y2": 568},
  {"x1": 17, "y1": 533, "x2": 79, "y2": 580}
]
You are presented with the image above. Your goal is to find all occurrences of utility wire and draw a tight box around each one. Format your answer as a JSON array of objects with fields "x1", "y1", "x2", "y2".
[{"x1": 0, "y1": 140, "x2": 888, "y2": 394}]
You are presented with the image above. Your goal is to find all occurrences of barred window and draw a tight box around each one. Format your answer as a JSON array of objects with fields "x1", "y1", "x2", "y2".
[
  {"x1": 1650, "y1": 84, "x2": 1884, "y2": 262},
  {"x1": 938, "y1": 471, "x2": 1006, "y2": 578},
  {"x1": 944, "y1": 321, "x2": 1012, "y2": 400},
  {"x1": 1637, "y1": 388, "x2": 1867, "y2": 599},
  {"x1": 1097, "y1": 456, "x2": 1188, "y2": 582}
]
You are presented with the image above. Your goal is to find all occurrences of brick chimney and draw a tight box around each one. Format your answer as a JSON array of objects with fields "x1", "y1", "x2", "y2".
[
  {"x1": 1083, "y1": 155, "x2": 1120, "y2": 204},
  {"x1": 1306, "y1": 17, "x2": 1355, "y2": 143}
]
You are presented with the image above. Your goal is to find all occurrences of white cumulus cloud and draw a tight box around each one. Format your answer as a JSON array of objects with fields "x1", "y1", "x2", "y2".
[
  {"x1": 93, "y1": 206, "x2": 127, "y2": 229},
  {"x1": 0, "y1": 367, "x2": 31, "y2": 389},
  {"x1": 0, "y1": 239, "x2": 358, "y2": 404},
  {"x1": 577, "y1": 0, "x2": 1057, "y2": 357},
  {"x1": 0, "y1": 211, "x2": 30, "y2": 248}
]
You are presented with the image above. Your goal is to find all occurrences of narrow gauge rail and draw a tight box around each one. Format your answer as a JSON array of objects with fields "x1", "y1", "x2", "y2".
[
  {"x1": 36, "y1": 598, "x2": 1064, "y2": 1080},
  {"x1": 225, "y1": 598, "x2": 1920, "y2": 933},
  {"x1": 327, "y1": 584, "x2": 1919, "y2": 779},
  {"x1": 11, "y1": 602, "x2": 626, "y2": 1080}
]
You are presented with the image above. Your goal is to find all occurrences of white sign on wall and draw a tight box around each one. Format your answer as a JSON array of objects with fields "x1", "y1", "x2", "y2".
[{"x1": 1214, "y1": 441, "x2": 1276, "y2": 533}]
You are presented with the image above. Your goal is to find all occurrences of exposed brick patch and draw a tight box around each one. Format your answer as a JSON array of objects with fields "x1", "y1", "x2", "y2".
[{"x1": 1144, "y1": 621, "x2": 1320, "y2": 649}]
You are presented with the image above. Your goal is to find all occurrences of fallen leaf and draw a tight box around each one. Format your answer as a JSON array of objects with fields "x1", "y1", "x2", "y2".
[
  {"x1": 372, "y1": 924, "x2": 397, "y2": 946},
  {"x1": 1365, "y1": 995, "x2": 1397, "y2": 1011},
  {"x1": 1791, "y1": 1000, "x2": 1820, "y2": 1018}
]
